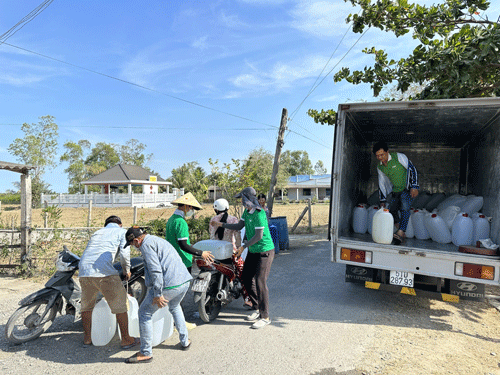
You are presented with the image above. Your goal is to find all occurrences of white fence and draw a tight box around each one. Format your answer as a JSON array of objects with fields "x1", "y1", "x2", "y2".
[{"x1": 41, "y1": 192, "x2": 177, "y2": 208}]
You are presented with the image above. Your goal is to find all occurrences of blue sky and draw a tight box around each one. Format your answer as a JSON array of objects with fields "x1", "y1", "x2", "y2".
[{"x1": 1, "y1": 0, "x2": 495, "y2": 193}]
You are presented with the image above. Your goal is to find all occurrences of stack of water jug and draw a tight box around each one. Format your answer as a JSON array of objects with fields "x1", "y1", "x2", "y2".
[{"x1": 353, "y1": 193, "x2": 491, "y2": 246}]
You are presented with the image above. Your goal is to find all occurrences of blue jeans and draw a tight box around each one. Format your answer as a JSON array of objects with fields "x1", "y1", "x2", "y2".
[
  {"x1": 138, "y1": 282, "x2": 190, "y2": 356},
  {"x1": 387, "y1": 190, "x2": 413, "y2": 232}
]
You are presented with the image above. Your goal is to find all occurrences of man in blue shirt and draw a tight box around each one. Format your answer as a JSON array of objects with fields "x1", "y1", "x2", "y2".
[{"x1": 79, "y1": 215, "x2": 138, "y2": 349}]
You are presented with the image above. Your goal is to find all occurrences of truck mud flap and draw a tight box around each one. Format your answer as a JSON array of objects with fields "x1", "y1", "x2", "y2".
[
  {"x1": 363, "y1": 281, "x2": 463, "y2": 303},
  {"x1": 345, "y1": 265, "x2": 375, "y2": 284},
  {"x1": 449, "y1": 280, "x2": 485, "y2": 301}
]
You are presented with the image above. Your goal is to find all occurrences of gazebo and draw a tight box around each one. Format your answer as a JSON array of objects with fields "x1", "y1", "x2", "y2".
[
  {"x1": 41, "y1": 164, "x2": 181, "y2": 208},
  {"x1": 82, "y1": 164, "x2": 171, "y2": 195}
]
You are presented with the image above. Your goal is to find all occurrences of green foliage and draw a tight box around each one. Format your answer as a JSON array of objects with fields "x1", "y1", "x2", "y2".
[
  {"x1": 41, "y1": 205, "x2": 63, "y2": 227},
  {"x1": 61, "y1": 139, "x2": 153, "y2": 193},
  {"x1": 281, "y1": 196, "x2": 290, "y2": 205},
  {"x1": 307, "y1": 109, "x2": 337, "y2": 126},
  {"x1": 170, "y1": 161, "x2": 208, "y2": 202},
  {"x1": 311, "y1": 195, "x2": 319, "y2": 204},
  {"x1": 0, "y1": 193, "x2": 21, "y2": 204},
  {"x1": 280, "y1": 150, "x2": 314, "y2": 176},
  {"x1": 187, "y1": 216, "x2": 211, "y2": 243},
  {"x1": 141, "y1": 216, "x2": 210, "y2": 243},
  {"x1": 8, "y1": 116, "x2": 58, "y2": 206},
  {"x1": 337, "y1": 0, "x2": 500, "y2": 99},
  {"x1": 314, "y1": 160, "x2": 327, "y2": 175},
  {"x1": 309, "y1": 0, "x2": 500, "y2": 125}
]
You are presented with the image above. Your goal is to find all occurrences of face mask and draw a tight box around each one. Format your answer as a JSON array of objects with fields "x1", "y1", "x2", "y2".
[{"x1": 186, "y1": 209, "x2": 195, "y2": 218}]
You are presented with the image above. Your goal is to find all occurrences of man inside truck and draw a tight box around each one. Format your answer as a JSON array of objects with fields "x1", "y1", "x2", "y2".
[{"x1": 372, "y1": 141, "x2": 419, "y2": 245}]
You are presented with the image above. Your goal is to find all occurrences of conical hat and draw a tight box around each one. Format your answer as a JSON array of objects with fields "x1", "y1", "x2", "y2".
[{"x1": 172, "y1": 192, "x2": 202, "y2": 210}]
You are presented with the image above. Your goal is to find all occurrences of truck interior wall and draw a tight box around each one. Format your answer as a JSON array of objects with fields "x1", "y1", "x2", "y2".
[
  {"x1": 336, "y1": 114, "x2": 371, "y2": 235},
  {"x1": 365, "y1": 148, "x2": 462, "y2": 197},
  {"x1": 466, "y1": 113, "x2": 500, "y2": 244}
]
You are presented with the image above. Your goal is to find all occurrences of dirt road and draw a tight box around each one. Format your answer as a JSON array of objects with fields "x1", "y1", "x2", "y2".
[{"x1": 1, "y1": 234, "x2": 500, "y2": 375}]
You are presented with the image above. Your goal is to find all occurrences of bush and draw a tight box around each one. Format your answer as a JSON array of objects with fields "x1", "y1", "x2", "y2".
[
  {"x1": 0, "y1": 193, "x2": 21, "y2": 205},
  {"x1": 142, "y1": 215, "x2": 211, "y2": 243},
  {"x1": 282, "y1": 197, "x2": 289, "y2": 205},
  {"x1": 311, "y1": 196, "x2": 318, "y2": 204}
]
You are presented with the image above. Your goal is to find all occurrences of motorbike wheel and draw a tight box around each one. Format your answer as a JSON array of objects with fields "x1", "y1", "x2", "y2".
[
  {"x1": 196, "y1": 277, "x2": 222, "y2": 323},
  {"x1": 128, "y1": 277, "x2": 147, "y2": 306},
  {"x1": 5, "y1": 300, "x2": 58, "y2": 345}
]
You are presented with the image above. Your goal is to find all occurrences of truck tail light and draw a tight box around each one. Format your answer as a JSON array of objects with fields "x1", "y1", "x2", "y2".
[
  {"x1": 341, "y1": 248, "x2": 372, "y2": 264},
  {"x1": 455, "y1": 262, "x2": 494, "y2": 280}
]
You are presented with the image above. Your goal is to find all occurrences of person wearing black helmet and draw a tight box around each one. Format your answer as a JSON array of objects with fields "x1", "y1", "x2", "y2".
[
  {"x1": 79, "y1": 215, "x2": 138, "y2": 349},
  {"x1": 211, "y1": 187, "x2": 275, "y2": 329}
]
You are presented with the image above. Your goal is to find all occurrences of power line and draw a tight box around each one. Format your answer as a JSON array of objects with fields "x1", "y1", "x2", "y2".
[
  {"x1": 0, "y1": 0, "x2": 54, "y2": 46},
  {"x1": 2, "y1": 42, "x2": 278, "y2": 131},
  {"x1": 1, "y1": 42, "x2": 336, "y2": 149}
]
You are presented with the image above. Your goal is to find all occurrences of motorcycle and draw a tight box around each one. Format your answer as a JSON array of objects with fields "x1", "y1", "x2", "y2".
[
  {"x1": 5, "y1": 246, "x2": 146, "y2": 345},
  {"x1": 191, "y1": 240, "x2": 245, "y2": 323}
]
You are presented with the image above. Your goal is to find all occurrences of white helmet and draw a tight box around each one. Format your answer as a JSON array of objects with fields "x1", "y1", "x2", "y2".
[{"x1": 214, "y1": 198, "x2": 229, "y2": 212}]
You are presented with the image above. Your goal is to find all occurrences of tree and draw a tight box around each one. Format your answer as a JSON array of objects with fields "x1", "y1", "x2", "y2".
[
  {"x1": 119, "y1": 139, "x2": 152, "y2": 166},
  {"x1": 84, "y1": 142, "x2": 120, "y2": 175},
  {"x1": 60, "y1": 140, "x2": 91, "y2": 193},
  {"x1": 280, "y1": 150, "x2": 314, "y2": 176},
  {"x1": 314, "y1": 160, "x2": 328, "y2": 175},
  {"x1": 170, "y1": 161, "x2": 208, "y2": 202},
  {"x1": 309, "y1": 0, "x2": 500, "y2": 125},
  {"x1": 8, "y1": 115, "x2": 58, "y2": 206}
]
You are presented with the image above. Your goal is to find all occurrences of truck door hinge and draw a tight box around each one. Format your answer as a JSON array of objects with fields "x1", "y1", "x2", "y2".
[
  {"x1": 332, "y1": 173, "x2": 338, "y2": 181},
  {"x1": 398, "y1": 250, "x2": 409, "y2": 255},
  {"x1": 416, "y1": 252, "x2": 426, "y2": 257}
]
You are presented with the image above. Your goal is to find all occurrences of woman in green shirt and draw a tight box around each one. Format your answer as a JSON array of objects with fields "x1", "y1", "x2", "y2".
[{"x1": 211, "y1": 187, "x2": 275, "y2": 329}]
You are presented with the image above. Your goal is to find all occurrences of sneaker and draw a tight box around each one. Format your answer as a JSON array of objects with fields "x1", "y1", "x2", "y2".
[
  {"x1": 245, "y1": 310, "x2": 260, "y2": 321},
  {"x1": 251, "y1": 318, "x2": 271, "y2": 329}
]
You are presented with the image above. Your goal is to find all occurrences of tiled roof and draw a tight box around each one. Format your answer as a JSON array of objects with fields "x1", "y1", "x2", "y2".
[
  {"x1": 83, "y1": 164, "x2": 167, "y2": 184},
  {"x1": 0, "y1": 161, "x2": 35, "y2": 174}
]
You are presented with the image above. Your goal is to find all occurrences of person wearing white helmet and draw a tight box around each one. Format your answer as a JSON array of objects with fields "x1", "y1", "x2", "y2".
[
  {"x1": 209, "y1": 198, "x2": 242, "y2": 247},
  {"x1": 209, "y1": 198, "x2": 251, "y2": 308}
]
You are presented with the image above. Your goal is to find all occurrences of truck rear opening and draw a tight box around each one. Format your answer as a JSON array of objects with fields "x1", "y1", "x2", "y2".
[{"x1": 329, "y1": 98, "x2": 500, "y2": 301}]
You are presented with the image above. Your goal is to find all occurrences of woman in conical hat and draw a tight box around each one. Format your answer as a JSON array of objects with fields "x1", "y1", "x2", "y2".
[{"x1": 166, "y1": 192, "x2": 214, "y2": 272}]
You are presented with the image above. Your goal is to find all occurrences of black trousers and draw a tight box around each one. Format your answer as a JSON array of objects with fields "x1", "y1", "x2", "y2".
[{"x1": 242, "y1": 249, "x2": 274, "y2": 319}]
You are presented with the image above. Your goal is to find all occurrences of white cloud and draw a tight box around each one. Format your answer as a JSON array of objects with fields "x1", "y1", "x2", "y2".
[
  {"x1": 230, "y1": 54, "x2": 333, "y2": 91},
  {"x1": 290, "y1": 1, "x2": 358, "y2": 38},
  {"x1": 219, "y1": 10, "x2": 248, "y2": 28},
  {"x1": 192, "y1": 36, "x2": 209, "y2": 50},
  {"x1": 237, "y1": 0, "x2": 287, "y2": 5}
]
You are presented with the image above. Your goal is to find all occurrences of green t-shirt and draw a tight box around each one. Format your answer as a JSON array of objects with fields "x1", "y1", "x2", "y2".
[
  {"x1": 242, "y1": 209, "x2": 275, "y2": 253},
  {"x1": 378, "y1": 152, "x2": 407, "y2": 193},
  {"x1": 165, "y1": 214, "x2": 192, "y2": 268}
]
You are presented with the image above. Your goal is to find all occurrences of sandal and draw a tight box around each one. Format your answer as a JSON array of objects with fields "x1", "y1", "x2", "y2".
[
  {"x1": 181, "y1": 340, "x2": 191, "y2": 351},
  {"x1": 121, "y1": 337, "x2": 140, "y2": 349},
  {"x1": 393, "y1": 233, "x2": 404, "y2": 245},
  {"x1": 125, "y1": 352, "x2": 153, "y2": 364}
]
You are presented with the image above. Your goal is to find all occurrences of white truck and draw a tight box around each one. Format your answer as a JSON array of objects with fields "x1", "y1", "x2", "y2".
[{"x1": 329, "y1": 97, "x2": 500, "y2": 301}]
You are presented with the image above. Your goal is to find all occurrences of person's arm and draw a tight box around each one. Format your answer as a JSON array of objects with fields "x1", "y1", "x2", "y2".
[
  {"x1": 141, "y1": 241, "x2": 163, "y2": 298},
  {"x1": 242, "y1": 228, "x2": 263, "y2": 248},
  {"x1": 178, "y1": 240, "x2": 215, "y2": 263},
  {"x1": 118, "y1": 231, "x2": 131, "y2": 278},
  {"x1": 221, "y1": 219, "x2": 245, "y2": 231}
]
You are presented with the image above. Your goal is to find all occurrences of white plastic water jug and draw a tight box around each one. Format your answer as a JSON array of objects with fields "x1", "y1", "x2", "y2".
[
  {"x1": 472, "y1": 214, "x2": 490, "y2": 243},
  {"x1": 461, "y1": 196, "x2": 484, "y2": 215},
  {"x1": 151, "y1": 306, "x2": 174, "y2": 347},
  {"x1": 372, "y1": 208, "x2": 394, "y2": 244},
  {"x1": 439, "y1": 205, "x2": 461, "y2": 230},
  {"x1": 367, "y1": 205, "x2": 379, "y2": 234},
  {"x1": 352, "y1": 204, "x2": 368, "y2": 234},
  {"x1": 425, "y1": 214, "x2": 452, "y2": 244},
  {"x1": 437, "y1": 194, "x2": 466, "y2": 212},
  {"x1": 412, "y1": 210, "x2": 430, "y2": 240},
  {"x1": 412, "y1": 192, "x2": 431, "y2": 209},
  {"x1": 451, "y1": 213, "x2": 473, "y2": 246},
  {"x1": 405, "y1": 213, "x2": 415, "y2": 239},
  {"x1": 424, "y1": 193, "x2": 446, "y2": 212},
  {"x1": 91, "y1": 298, "x2": 117, "y2": 346},
  {"x1": 117, "y1": 295, "x2": 140, "y2": 339}
]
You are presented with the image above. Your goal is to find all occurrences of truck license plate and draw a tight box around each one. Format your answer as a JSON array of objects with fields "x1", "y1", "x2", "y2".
[
  {"x1": 389, "y1": 271, "x2": 414, "y2": 287},
  {"x1": 191, "y1": 279, "x2": 209, "y2": 292}
]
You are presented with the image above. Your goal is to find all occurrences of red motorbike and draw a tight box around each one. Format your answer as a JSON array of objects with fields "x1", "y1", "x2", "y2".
[{"x1": 191, "y1": 240, "x2": 246, "y2": 323}]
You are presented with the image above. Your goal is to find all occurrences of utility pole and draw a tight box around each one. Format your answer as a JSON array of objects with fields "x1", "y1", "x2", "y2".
[{"x1": 267, "y1": 108, "x2": 288, "y2": 218}]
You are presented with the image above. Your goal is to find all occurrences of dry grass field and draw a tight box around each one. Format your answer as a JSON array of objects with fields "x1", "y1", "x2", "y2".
[{"x1": 0, "y1": 202, "x2": 330, "y2": 234}]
